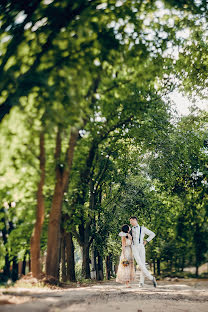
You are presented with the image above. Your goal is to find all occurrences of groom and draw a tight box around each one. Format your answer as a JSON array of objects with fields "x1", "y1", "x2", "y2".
[{"x1": 120, "y1": 216, "x2": 157, "y2": 288}]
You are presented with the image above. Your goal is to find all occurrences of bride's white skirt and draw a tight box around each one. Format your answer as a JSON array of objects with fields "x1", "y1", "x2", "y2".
[{"x1": 116, "y1": 246, "x2": 135, "y2": 283}]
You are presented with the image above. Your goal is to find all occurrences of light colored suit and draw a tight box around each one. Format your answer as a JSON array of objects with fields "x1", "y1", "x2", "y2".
[{"x1": 119, "y1": 224, "x2": 155, "y2": 284}]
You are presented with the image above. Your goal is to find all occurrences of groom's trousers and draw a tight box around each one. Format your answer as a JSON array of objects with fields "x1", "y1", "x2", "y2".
[{"x1": 132, "y1": 244, "x2": 153, "y2": 283}]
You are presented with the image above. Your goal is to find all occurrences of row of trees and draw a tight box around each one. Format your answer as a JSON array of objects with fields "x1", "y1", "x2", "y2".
[{"x1": 0, "y1": 0, "x2": 208, "y2": 282}]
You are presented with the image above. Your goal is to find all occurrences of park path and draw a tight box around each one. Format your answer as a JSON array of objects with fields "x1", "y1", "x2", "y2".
[{"x1": 1, "y1": 274, "x2": 208, "y2": 312}]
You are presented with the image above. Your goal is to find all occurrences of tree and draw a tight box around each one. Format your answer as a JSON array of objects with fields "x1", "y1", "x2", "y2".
[
  {"x1": 147, "y1": 112, "x2": 208, "y2": 275},
  {"x1": 30, "y1": 130, "x2": 45, "y2": 278},
  {"x1": 46, "y1": 126, "x2": 79, "y2": 278}
]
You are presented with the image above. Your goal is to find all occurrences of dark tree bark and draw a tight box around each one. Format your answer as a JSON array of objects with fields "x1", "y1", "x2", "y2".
[
  {"x1": 22, "y1": 252, "x2": 27, "y2": 275},
  {"x1": 97, "y1": 253, "x2": 104, "y2": 281},
  {"x1": 180, "y1": 255, "x2": 185, "y2": 272},
  {"x1": 153, "y1": 259, "x2": 156, "y2": 275},
  {"x1": 66, "y1": 232, "x2": 76, "y2": 282},
  {"x1": 170, "y1": 258, "x2": 173, "y2": 273},
  {"x1": 28, "y1": 251, "x2": 31, "y2": 272},
  {"x1": 6, "y1": 220, "x2": 18, "y2": 281},
  {"x1": 11, "y1": 256, "x2": 18, "y2": 282},
  {"x1": 46, "y1": 127, "x2": 62, "y2": 279},
  {"x1": 157, "y1": 258, "x2": 160, "y2": 276},
  {"x1": 175, "y1": 257, "x2": 178, "y2": 272},
  {"x1": 82, "y1": 244, "x2": 91, "y2": 279},
  {"x1": 195, "y1": 264, "x2": 199, "y2": 277},
  {"x1": 194, "y1": 223, "x2": 202, "y2": 277},
  {"x1": 106, "y1": 254, "x2": 113, "y2": 280},
  {"x1": 0, "y1": 207, "x2": 10, "y2": 278},
  {"x1": 30, "y1": 131, "x2": 45, "y2": 278},
  {"x1": 61, "y1": 235, "x2": 67, "y2": 282},
  {"x1": 91, "y1": 246, "x2": 97, "y2": 280}
]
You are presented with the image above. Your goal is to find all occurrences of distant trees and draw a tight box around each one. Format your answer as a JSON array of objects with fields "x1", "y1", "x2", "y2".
[{"x1": 147, "y1": 113, "x2": 208, "y2": 276}]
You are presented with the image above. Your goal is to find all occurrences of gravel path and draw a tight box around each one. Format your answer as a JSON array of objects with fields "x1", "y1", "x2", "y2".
[{"x1": 0, "y1": 278, "x2": 208, "y2": 312}]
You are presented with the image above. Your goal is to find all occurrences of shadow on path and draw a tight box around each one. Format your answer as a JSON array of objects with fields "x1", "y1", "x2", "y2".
[{"x1": 0, "y1": 278, "x2": 208, "y2": 312}]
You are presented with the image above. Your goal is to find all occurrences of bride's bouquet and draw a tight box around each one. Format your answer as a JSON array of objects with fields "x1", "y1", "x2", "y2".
[{"x1": 121, "y1": 259, "x2": 129, "y2": 267}]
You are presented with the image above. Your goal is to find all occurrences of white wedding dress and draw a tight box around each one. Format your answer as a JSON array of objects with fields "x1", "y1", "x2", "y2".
[{"x1": 116, "y1": 237, "x2": 135, "y2": 283}]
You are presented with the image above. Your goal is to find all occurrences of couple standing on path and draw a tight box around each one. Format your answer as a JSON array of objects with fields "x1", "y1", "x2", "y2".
[{"x1": 116, "y1": 216, "x2": 157, "y2": 288}]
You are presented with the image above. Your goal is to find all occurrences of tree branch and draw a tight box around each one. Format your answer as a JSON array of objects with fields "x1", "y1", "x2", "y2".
[
  {"x1": 99, "y1": 115, "x2": 134, "y2": 143},
  {"x1": 94, "y1": 157, "x2": 110, "y2": 192},
  {"x1": 71, "y1": 227, "x2": 82, "y2": 246}
]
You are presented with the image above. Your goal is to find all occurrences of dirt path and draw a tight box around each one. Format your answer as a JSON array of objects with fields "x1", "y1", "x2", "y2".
[{"x1": 1, "y1": 277, "x2": 208, "y2": 312}]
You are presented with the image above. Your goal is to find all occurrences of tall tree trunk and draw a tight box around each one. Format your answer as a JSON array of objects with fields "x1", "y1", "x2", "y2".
[
  {"x1": 106, "y1": 254, "x2": 112, "y2": 280},
  {"x1": 153, "y1": 258, "x2": 156, "y2": 275},
  {"x1": 7, "y1": 220, "x2": 18, "y2": 281},
  {"x1": 91, "y1": 246, "x2": 97, "y2": 280},
  {"x1": 22, "y1": 252, "x2": 27, "y2": 275},
  {"x1": 181, "y1": 255, "x2": 185, "y2": 272},
  {"x1": 46, "y1": 174, "x2": 63, "y2": 278},
  {"x1": 3, "y1": 252, "x2": 10, "y2": 278},
  {"x1": 61, "y1": 234, "x2": 67, "y2": 282},
  {"x1": 60, "y1": 231, "x2": 67, "y2": 282},
  {"x1": 66, "y1": 232, "x2": 76, "y2": 282},
  {"x1": 0, "y1": 207, "x2": 10, "y2": 278},
  {"x1": 28, "y1": 251, "x2": 31, "y2": 272},
  {"x1": 97, "y1": 253, "x2": 104, "y2": 281},
  {"x1": 11, "y1": 256, "x2": 18, "y2": 282},
  {"x1": 175, "y1": 257, "x2": 178, "y2": 272},
  {"x1": 109, "y1": 253, "x2": 113, "y2": 276},
  {"x1": 170, "y1": 258, "x2": 173, "y2": 273},
  {"x1": 76, "y1": 217, "x2": 92, "y2": 279},
  {"x1": 46, "y1": 128, "x2": 79, "y2": 279},
  {"x1": 30, "y1": 131, "x2": 45, "y2": 278},
  {"x1": 195, "y1": 264, "x2": 199, "y2": 277},
  {"x1": 194, "y1": 223, "x2": 200, "y2": 277},
  {"x1": 82, "y1": 244, "x2": 91, "y2": 279},
  {"x1": 157, "y1": 258, "x2": 160, "y2": 276}
]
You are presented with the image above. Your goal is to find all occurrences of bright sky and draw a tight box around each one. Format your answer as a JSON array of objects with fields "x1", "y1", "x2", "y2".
[{"x1": 169, "y1": 91, "x2": 208, "y2": 116}]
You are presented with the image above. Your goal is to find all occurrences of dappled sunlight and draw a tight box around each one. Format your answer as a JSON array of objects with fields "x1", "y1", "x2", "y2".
[{"x1": 2, "y1": 279, "x2": 208, "y2": 311}]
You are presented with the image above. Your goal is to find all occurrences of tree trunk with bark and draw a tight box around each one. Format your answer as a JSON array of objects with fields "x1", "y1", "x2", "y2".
[
  {"x1": 106, "y1": 254, "x2": 112, "y2": 280},
  {"x1": 82, "y1": 243, "x2": 91, "y2": 279},
  {"x1": 175, "y1": 257, "x2": 178, "y2": 272},
  {"x1": 97, "y1": 252, "x2": 104, "y2": 280},
  {"x1": 46, "y1": 128, "x2": 79, "y2": 279},
  {"x1": 181, "y1": 255, "x2": 185, "y2": 272},
  {"x1": 91, "y1": 246, "x2": 97, "y2": 279},
  {"x1": 66, "y1": 232, "x2": 76, "y2": 282},
  {"x1": 153, "y1": 259, "x2": 156, "y2": 275},
  {"x1": 30, "y1": 131, "x2": 45, "y2": 278},
  {"x1": 194, "y1": 223, "x2": 201, "y2": 277},
  {"x1": 61, "y1": 233, "x2": 67, "y2": 282},
  {"x1": 11, "y1": 256, "x2": 18, "y2": 282},
  {"x1": 157, "y1": 258, "x2": 160, "y2": 276},
  {"x1": 6, "y1": 220, "x2": 18, "y2": 281},
  {"x1": 28, "y1": 251, "x2": 31, "y2": 272},
  {"x1": 0, "y1": 207, "x2": 10, "y2": 278},
  {"x1": 22, "y1": 252, "x2": 27, "y2": 275}
]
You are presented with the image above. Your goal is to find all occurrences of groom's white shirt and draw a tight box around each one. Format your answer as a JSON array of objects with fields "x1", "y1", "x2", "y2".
[{"x1": 119, "y1": 225, "x2": 155, "y2": 244}]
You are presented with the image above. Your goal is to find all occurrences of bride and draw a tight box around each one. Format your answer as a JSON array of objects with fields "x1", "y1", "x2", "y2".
[{"x1": 116, "y1": 224, "x2": 135, "y2": 287}]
